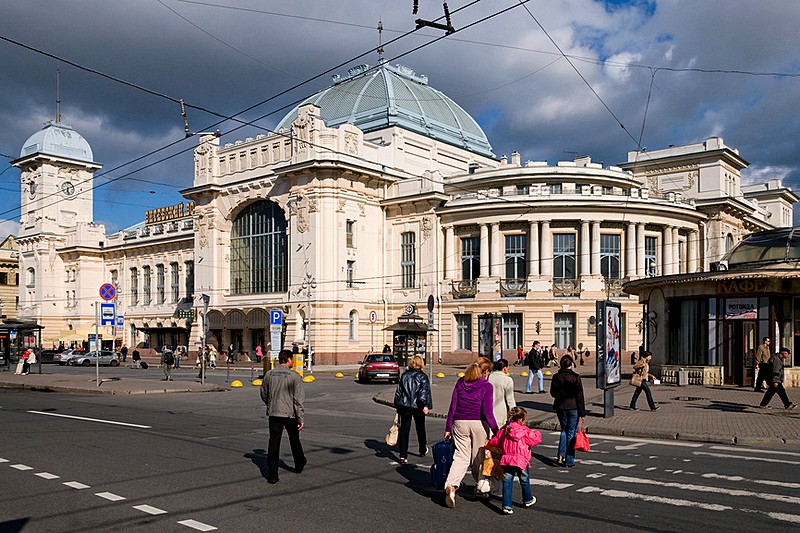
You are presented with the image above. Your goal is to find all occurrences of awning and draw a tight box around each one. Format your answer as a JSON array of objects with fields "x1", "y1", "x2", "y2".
[{"x1": 383, "y1": 314, "x2": 436, "y2": 333}]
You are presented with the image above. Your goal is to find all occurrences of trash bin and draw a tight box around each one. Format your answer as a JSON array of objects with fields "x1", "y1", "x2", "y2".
[{"x1": 678, "y1": 368, "x2": 688, "y2": 386}]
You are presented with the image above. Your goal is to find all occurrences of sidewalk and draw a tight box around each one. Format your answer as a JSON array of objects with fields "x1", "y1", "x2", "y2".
[{"x1": 372, "y1": 366, "x2": 800, "y2": 446}]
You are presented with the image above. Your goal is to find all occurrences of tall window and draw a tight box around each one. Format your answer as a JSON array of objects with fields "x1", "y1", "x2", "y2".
[
  {"x1": 553, "y1": 234, "x2": 576, "y2": 279},
  {"x1": 600, "y1": 234, "x2": 621, "y2": 279},
  {"x1": 554, "y1": 313, "x2": 575, "y2": 349},
  {"x1": 110, "y1": 269, "x2": 118, "y2": 288},
  {"x1": 170, "y1": 262, "x2": 179, "y2": 303},
  {"x1": 505, "y1": 234, "x2": 527, "y2": 279},
  {"x1": 645, "y1": 236, "x2": 658, "y2": 276},
  {"x1": 549, "y1": 183, "x2": 562, "y2": 194},
  {"x1": 230, "y1": 201, "x2": 288, "y2": 294},
  {"x1": 26, "y1": 267, "x2": 35, "y2": 287},
  {"x1": 184, "y1": 261, "x2": 194, "y2": 299},
  {"x1": 143, "y1": 266, "x2": 151, "y2": 306},
  {"x1": 156, "y1": 264, "x2": 165, "y2": 304},
  {"x1": 725, "y1": 233, "x2": 734, "y2": 253},
  {"x1": 401, "y1": 232, "x2": 416, "y2": 289},
  {"x1": 130, "y1": 268, "x2": 139, "y2": 305},
  {"x1": 461, "y1": 236, "x2": 480, "y2": 280},
  {"x1": 348, "y1": 310, "x2": 358, "y2": 341},
  {"x1": 0, "y1": 273, "x2": 7, "y2": 284},
  {"x1": 346, "y1": 220, "x2": 355, "y2": 248},
  {"x1": 455, "y1": 314, "x2": 472, "y2": 350},
  {"x1": 346, "y1": 261, "x2": 355, "y2": 288},
  {"x1": 502, "y1": 313, "x2": 523, "y2": 351}
]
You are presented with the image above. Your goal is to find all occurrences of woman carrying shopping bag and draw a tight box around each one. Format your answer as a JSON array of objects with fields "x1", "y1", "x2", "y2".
[
  {"x1": 393, "y1": 355, "x2": 432, "y2": 463},
  {"x1": 550, "y1": 354, "x2": 586, "y2": 468},
  {"x1": 630, "y1": 351, "x2": 659, "y2": 411}
]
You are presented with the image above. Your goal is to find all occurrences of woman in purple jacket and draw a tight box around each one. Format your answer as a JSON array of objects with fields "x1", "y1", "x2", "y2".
[{"x1": 443, "y1": 357, "x2": 499, "y2": 508}]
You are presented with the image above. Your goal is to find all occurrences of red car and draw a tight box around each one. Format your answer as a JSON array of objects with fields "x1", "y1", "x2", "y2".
[{"x1": 358, "y1": 353, "x2": 400, "y2": 384}]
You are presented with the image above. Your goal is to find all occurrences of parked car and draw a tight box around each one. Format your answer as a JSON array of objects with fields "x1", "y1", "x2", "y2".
[
  {"x1": 54, "y1": 349, "x2": 80, "y2": 365},
  {"x1": 39, "y1": 349, "x2": 60, "y2": 363},
  {"x1": 358, "y1": 353, "x2": 400, "y2": 383},
  {"x1": 69, "y1": 350, "x2": 120, "y2": 367}
]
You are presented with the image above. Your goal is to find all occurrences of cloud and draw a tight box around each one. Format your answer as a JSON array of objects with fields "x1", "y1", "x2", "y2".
[{"x1": 0, "y1": 219, "x2": 19, "y2": 242}]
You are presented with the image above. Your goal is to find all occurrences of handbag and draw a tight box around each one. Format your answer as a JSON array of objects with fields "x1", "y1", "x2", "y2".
[
  {"x1": 629, "y1": 367, "x2": 644, "y2": 387},
  {"x1": 385, "y1": 413, "x2": 399, "y2": 446},
  {"x1": 575, "y1": 419, "x2": 590, "y2": 452}
]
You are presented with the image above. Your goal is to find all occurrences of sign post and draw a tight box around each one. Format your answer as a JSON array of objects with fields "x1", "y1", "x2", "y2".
[
  {"x1": 200, "y1": 294, "x2": 210, "y2": 384},
  {"x1": 427, "y1": 295, "x2": 435, "y2": 379},
  {"x1": 270, "y1": 309, "x2": 283, "y2": 371},
  {"x1": 369, "y1": 310, "x2": 377, "y2": 352},
  {"x1": 97, "y1": 283, "x2": 117, "y2": 387}
]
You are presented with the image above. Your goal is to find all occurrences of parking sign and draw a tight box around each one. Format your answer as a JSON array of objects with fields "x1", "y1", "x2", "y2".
[{"x1": 270, "y1": 309, "x2": 283, "y2": 325}]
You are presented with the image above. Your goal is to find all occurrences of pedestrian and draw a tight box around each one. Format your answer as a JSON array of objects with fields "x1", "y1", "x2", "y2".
[
  {"x1": 382, "y1": 344, "x2": 392, "y2": 354},
  {"x1": 550, "y1": 354, "x2": 586, "y2": 468},
  {"x1": 255, "y1": 344, "x2": 263, "y2": 363},
  {"x1": 487, "y1": 406, "x2": 542, "y2": 514},
  {"x1": 547, "y1": 344, "x2": 558, "y2": 367},
  {"x1": 131, "y1": 349, "x2": 141, "y2": 368},
  {"x1": 754, "y1": 337, "x2": 771, "y2": 392},
  {"x1": 20, "y1": 349, "x2": 34, "y2": 375},
  {"x1": 759, "y1": 347, "x2": 797, "y2": 410},
  {"x1": 629, "y1": 351, "x2": 659, "y2": 411},
  {"x1": 565, "y1": 345, "x2": 577, "y2": 363},
  {"x1": 161, "y1": 346, "x2": 174, "y2": 381},
  {"x1": 525, "y1": 341, "x2": 545, "y2": 394},
  {"x1": 393, "y1": 355, "x2": 433, "y2": 463},
  {"x1": 228, "y1": 343, "x2": 236, "y2": 364},
  {"x1": 515, "y1": 346, "x2": 524, "y2": 366},
  {"x1": 443, "y1": 357, "x2": 499, "y2": 508},
  {"x1": 260, "y1": 349, "x2": 307, "y2": 484},
  {"x1": 120, "y1": 345, "x2": 128, "y2": 363},
  {"x1": 209, "y1": 346, "x2": 217, "y2": 369},
  {"x1": 488, "y1": 358, "x2": 516, "y2": 426}
]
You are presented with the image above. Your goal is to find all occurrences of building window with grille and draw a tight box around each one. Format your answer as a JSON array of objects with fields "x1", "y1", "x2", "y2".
[
  {"x1": 516, "y1": 184, "x2": 529, "y2": 195},
  {"x1": 185, "y1": 261, "x2": 194, "y2": 299},
  {"x1": 553, "y1": 233, "x2": 576, "y2": 279},
  {"x1": 401, "y1": 232, "x2": 416, "y2": 289},
  {"x1": 349, "y1": 310, "x2": 358, "y2": 341},
  {"x1": 130, "y1": 268, "x2": 139, "y2": 305},
  {"x1": 645, "y1": 236, "x2": 658, "y2": 276},
  {"x1": 502, "y1": 313, "x2": 523, "y2": 351},
  {"x1": 461, "y1": 236, "x2": 480, "y2": 280},
  {"x1": 156, "y1": 264, "x2": 165, "y2": 304},
  {"x1": 455, "y1": 314, "x2": 472, "y2": 350},
  {"x1": 346, "y1": 261, "x2": 355, "y2": 288},
  {"x1": 600, "y1": 234, "x2": 621, "y2": 279},
  {"x1": 143, "y1": 266, "x2": 151, "y2": 306},
  {"x1": 554, "y1": 313, "x2": 575, "y2": 349},
  {"x1": 0, "y1": 272, "x2": 6, "y2": 284},
  {"x1": 550, "y1": 183, "x2": 562, "y2": 194},
  {"x1": 346, "y1": 220, "x2": 356, "y2": 248},
  {"x1": 230, "y1": 200, "x2": 288, "y2": 294},
  {"x1": 170, "y1": 262, "x2": 179, "y2": 303},
  {"x1": 505, "y1": 234, "x2": 527, "y2": 279}
]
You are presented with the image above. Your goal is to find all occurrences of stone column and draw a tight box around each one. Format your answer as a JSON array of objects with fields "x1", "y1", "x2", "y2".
[
  {"x1": 591, "y1": 221, "x2": 601, "y2": 275},
  {"x1": 673, "y1": 227, "x2": 681, "y2": 274},
  {"x1": 663, "y1": 226, "x2": 673, "y2": 276},
  {"x1": 479, "y1": 224, "x2": 489, "y2": 278},
  {"x1": 444, "y1": 225, "x2": 455, "y2": 279},
  {"x1": 529, "y1": 222, "x2": 539, "y2": 277},
  {"x1": 580, "y1": 220, "x2": 590, "y2": 277},
  {"x1": 490, "y1": 223, "x2": 501, "y2": 277},
  {"x1": 688, "y1": 229, "x2": 698, "y2": 273},
  {"x1": 626, "y1": 222, "x2": 636, "y2": 277},
  {"x1": 636, "y1": 223, "x2": 646, "y2": 276},
  {"x1": 540, "y1": 221, "x2": 552, "y2": 276}
]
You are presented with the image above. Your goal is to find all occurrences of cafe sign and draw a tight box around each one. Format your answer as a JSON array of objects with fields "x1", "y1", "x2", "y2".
[{"x1": 724, "y1": 297, "x2": 758, "y2": 320}]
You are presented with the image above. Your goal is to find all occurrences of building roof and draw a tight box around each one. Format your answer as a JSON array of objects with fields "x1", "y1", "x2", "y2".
[
  {"x1": 721, "y1": 226, "x2": 800, "y2": 267},
  {"x1": 19, "y1": 121, "x2": 94, "y2": 163},
  {"x1": 276, "y1": 61, "x2": 495, "y2": 158}
]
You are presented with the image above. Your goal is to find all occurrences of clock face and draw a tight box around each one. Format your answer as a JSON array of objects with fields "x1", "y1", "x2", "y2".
[
  {"x1": 28, "y1": 181, "x2": 37, "y2": 199},
  {"x1": 61, "y1": 181, "x2": 75, "y2": 196}
]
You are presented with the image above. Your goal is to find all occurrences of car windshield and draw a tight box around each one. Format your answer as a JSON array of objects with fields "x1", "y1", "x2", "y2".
[{"x1": 366, "y1": 354, "x2": 394, "y2": 363}]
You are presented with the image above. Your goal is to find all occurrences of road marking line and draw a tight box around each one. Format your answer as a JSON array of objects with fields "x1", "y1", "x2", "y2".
[
  {"x1": 710, "y1": 445, "x2": 800, "y2": 458},
  {"x1": 10, "y1": 464, "x2": 32, "y2": 470},
  {"x1": 578, "y1": 459, "x2": 636, "y2": 469},
  {"x1": 589, "y1": 435, "x2": 702, "y2": 448},
  {"x1": 576, "y1": 485, "x2": 732, "y2": 511},
  {"x1": 645, "y1": 467, "x2": 657, "y2": 471},
  {"x1": 611, "y1": 475, "x2": 800, "y2": 505},
  {"x1": 64, "y1": 481, "x2": 90, "y2": 489},
  {"x1": 96, "y1": 492, "x2": 126, "y2": 501},
  {"x1": 178, "y1": 519, "x2": 218, "y2": 531},
  {"x1": 28, "y1": 410, "x2": 151, "y2": 429},
  {"x1": 35, "y1": 472, "x2": 60, "y2": 479},
  {"x1": 0, "y1": 458, "x2": 8, "y2": 463},
  {"x1": 532, "y1": 479, "x2": 573, "y2": 490},
  {"x1": 586, "y1": 473, "x2": 606, "y2": 479},
  {"x1": 767, "y1": 512, "x2": 800, "y2": 524},
  {"x1": 133, "y1": 504, "x2": 167, "y2": 515},
  {"x1": 694, "y1": 450, "x2": 800, "y2": 466},
  {"x1": 703, "y1": 473, "x2": 800, "y2": 490},
  {"x1": 615, "y1": 442, "x2": 647, "y2": 451}
]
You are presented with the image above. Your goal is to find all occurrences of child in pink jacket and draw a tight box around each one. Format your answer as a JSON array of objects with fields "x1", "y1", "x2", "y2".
[{"x1": 488, "y1": 406, "x2": 542, "y2": 514}]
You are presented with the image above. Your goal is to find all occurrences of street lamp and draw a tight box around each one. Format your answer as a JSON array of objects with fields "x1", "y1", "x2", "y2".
[
  {"x1": 300, "y1": 272, "x2": 316, "y2": 372},
  {"x1": 199, "y1": 293, "x2": 210, "y2": 384}
]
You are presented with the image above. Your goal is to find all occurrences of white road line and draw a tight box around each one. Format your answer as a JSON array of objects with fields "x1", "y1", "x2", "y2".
[
  {"x1": 64, "y1": 481, "x2": 90, "y2": 489},
  {"x1": 0, "y1": 458, "x2": 8, "y2": 463},
  {"x1": 532, "y1": 479, "x2": 573, "y2": 490},
  {"x1": 694, "y1": 450, "x2": 800, "y2": 466},
  {"x1": 578, "y1": 459, "x2": 636, "y2": 469},
  {"x1": 586, "y1": 473, "x2": 606, "y2": 479},
  {"x1": 615, "y1": 443, "x2": 647, "y2": 451},
  {"x1": 611, "y1": 475, "x2": 800, "y2": 505},
  {"x1": 576, "y1": 485, "x2": 731, "y2": 511},
  {"x1": 767, "y1": 512, "x2": 800, "y2": 525},
  {"x1": 10, "y1": 464, "x2": 32, "y2": 470},
  {"x1": 133, "y1": 504, "x2": 167, "y2": 515},
  {"x1": 178, "y1": 519, "x2": 218, "y2": 531},
  {"x1": 95, "y1": 492, "x2": 126, "y2": 502},
  {"x1": 710, "y1": 445, "x2": 800, "y2": 458},
  {"x1": 702, "y1": 473, "x2": 800, "y2": 490},
  {"x1": 588, "y1": 435, "x2": 703, "y2": 448},
  {"x1": 35, "y1": 472, "x2": 60, "y2": 480},
  {"x1": 28, "y1": 410, "x2": 151, "y2": 429}
]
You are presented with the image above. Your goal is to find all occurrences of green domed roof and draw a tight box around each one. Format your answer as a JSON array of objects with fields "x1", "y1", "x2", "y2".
[
  {"x1": 276, "y1": 62, "x2": 494, "y2": 158},
  {"x1": 19, "y1": 121, "x2": 94, "y2": 163}
]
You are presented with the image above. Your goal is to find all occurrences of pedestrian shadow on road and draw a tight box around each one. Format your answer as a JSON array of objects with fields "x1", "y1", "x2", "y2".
[
  {"x1": 531, "y1": 451, "x2": 561, "y2": 467},
  {"x1": 244, "y1": 448, "x2": 286, "y2": 480},
  {"x1": 688, "y1": 401, "x2": 749, "y2": 413},
  {"x1": 364, "y1": 438, "x2": 395, "y2": 460}
]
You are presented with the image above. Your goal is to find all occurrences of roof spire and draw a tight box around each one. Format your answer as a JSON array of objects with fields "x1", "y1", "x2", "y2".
[
  {"x1": 377, "y1": 19, "x2": 384, "y2": 62},
  {"x1": 55, "y1": 68, "x2": 61, "y2": 123}
]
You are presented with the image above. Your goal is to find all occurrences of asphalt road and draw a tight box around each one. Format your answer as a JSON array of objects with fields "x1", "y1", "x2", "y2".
[{"x1": 1, "y1": 374, "x2": 799, "y2": 532}]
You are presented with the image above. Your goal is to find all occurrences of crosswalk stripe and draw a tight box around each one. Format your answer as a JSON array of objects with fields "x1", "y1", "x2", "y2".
[
  {"x1": 35, "y1": 472, "x2": 60, "y2": 480},
  {"x1": 133, "y1": 504, "x2": 167, "y2": 515},
  {"x1": 611, "y1": 476, "x2": 800, "y2": 505},
  {"x1": 710, "y1": 445, "x2": 800, "y2": 458},
  {"x1": 693, "y1": 451, "x2": 800, "y2": 466},
  {"x1": 578, "y1": 459, "x2": 636, "y2": 469},
  {"x1": 96, "y1": 492, "x2": 126, "y2": 501},
  {"x1": 702, "y1": 473, "x2": 800, "y2": 490},
  {"x1": 10, "y1": 464, "x2": 32, "y2": 470},
  {"x1": 178, "y1": 519, "x2": 218, "y2": 531},
  {"x1": 576, "y1": 485, "x2": 732, "y2": 511},
  {"x1": 64, "y1": 481, "x2": 90, "y2": 489},
  {"x1": 532, "y1": 479, "x2": 572, "y2": 490}
]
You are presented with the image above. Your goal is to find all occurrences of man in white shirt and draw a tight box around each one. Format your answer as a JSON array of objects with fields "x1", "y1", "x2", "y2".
[{"x1": 488, "y1": 358, "x2": 516, "y2": 427}]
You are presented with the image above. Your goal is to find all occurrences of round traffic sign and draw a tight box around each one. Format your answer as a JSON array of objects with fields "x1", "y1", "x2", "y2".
[
  {"x1": 369, "y1": 310, "x2": 377, "y2": 324},
  {"x1": 427, "y1": 294, "x2": 435, "y2": 312},
  {"x1": 99, "y1": 283, "x2": 116, "y2": 301}
]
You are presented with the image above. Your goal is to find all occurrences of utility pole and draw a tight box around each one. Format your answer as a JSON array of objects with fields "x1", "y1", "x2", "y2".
[
  {"x1": 199, "y1": 293, "x2": 210, "y2": 384},
  {"x1": 300, "y1": 272, "x2": 316, "y2": 373}
]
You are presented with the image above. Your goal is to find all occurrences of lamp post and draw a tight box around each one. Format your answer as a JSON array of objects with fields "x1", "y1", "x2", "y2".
[
  {"x1": 199, "y1": 293, "x2": 210, "y2": 384},
  {"x1": 300, "y1": 272, "x2": 316, "y2": 372}
]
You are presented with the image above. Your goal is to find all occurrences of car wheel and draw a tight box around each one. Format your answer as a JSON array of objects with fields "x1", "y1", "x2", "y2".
[
  {"x1": 82, "y1": 360, "x2": 91, "y2": 366},
  {"x1": 58, "y1": 362, "x2": 65, "y2": 366},
  {"x1": 110, "y1": 360, "x2": 119, "y2": 367}
]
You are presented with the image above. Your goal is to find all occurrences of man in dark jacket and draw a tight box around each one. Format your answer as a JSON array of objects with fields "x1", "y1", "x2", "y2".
[
  {"x1": 525, "y1": 341, "x2": 545, "y2": 394},
  {"x1": 759, "y1": 347, "x2": 797, "y2": 410},
  {"x1": 260, "y1": 349, "x2": 306, "y2": 483},
  {"x1": 393, "y1": 355, "x2": 432, "y2": 463}
]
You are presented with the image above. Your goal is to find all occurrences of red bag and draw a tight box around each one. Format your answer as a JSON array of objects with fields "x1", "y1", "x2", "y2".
[{"x1": 575, "y1": 419, "x2": 590, "y2": 452}]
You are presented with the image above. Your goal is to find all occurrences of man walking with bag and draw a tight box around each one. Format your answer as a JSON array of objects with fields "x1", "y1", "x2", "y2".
[
  {"x1": 759, "y1": 347, "x2": 797, "y2": 410},
  {"x1": 260, "y1": 349, "x2": 307, "y2": 484},
  {"x1": 754, "y1": 337, "x2": 771, "y2": 392},
  {"x1": 525, "y1": 341, "x2": 545, "y2": 394}
]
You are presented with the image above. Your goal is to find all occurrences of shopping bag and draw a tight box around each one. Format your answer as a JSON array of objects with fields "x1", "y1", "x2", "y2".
[
  {"x1": 575, "y1": 419, "x2": 590, "y2": 452},
  {"x1": 629, "y1": 370, "x2": 643, "y2": 387},
  {"x1": 384, "y1": 413, "x2": 399, "y2": 446}
]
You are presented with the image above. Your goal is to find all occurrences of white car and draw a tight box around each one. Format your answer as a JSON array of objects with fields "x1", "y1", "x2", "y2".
[
  {"x1": 69, "y1": 350, "x2": 120, "y2": 367},
  {"x1": 54, "y1": 349, "x2": 80, "y2": 365}
]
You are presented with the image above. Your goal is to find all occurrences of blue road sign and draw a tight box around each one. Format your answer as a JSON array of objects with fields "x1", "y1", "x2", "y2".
[
  {"x1": 100, "y1": 303, "x2": 116, "y2": 326},
  {"x1": 99, "y1": 283, "x2": 116, "y2": 301},
  {"x1": 270, "y1": 309, "x2": 283, "y2": 325},
  {"x1": 117, "y1": 315, "x2": 124, "y2": 328}
]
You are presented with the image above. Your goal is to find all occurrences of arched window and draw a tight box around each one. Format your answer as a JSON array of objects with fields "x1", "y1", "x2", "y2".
[
  {"x1": 230, "y1": 201, "x2": 288, "y2": 294},
  {"x1": 725, "y1": 233, "x2": 734, "y2": 252},
  {"x1": 349, "y1": 310, "x2": 358, "y2": 342},
  {"x1": 26, "y1": 267, "x2": 35, "y2": 287}
]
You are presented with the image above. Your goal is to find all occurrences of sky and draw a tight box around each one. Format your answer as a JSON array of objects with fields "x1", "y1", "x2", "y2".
[{"x1": 1, "y1": 0, "x2": 799, "y2": 240}]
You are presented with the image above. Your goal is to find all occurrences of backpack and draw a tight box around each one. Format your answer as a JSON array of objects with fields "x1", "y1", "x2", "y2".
[{"x1": 164, "y1": 351, "x2": 175, "y2": 366}]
